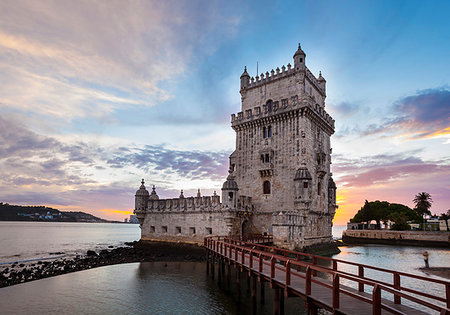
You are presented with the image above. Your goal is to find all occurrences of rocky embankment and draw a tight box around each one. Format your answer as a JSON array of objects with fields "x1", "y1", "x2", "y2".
[{"x1": 0, "y1": 241, "x2": 206, "y2": 288}]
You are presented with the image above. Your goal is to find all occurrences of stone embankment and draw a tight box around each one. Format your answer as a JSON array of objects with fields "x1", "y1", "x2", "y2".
[
  {"x1": 342, "y1": 230, "x2": 450, "y2": 247},
  {"x1": 0, "y1": 241, "x2": 206, "y2": 288}
]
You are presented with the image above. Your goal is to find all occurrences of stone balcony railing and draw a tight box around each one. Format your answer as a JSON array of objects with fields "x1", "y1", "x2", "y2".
[
  {"x1": 147, "y1": 195, "x2": 221, "y2": 212},
  {"x1": 231, "y1": 96, "x2": 335, "y2": 130}
]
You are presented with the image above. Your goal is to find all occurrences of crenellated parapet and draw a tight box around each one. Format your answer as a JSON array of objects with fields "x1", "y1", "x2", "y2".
[
  {"x1": 147, "y1": 194, "x2": 221, "y2": 213},
  {"x1": 231, "y1": 95, "x2": 335, "y2": 133},
  {"x1": 241, "y1": 63, "x2": 325, "y2": 97}
]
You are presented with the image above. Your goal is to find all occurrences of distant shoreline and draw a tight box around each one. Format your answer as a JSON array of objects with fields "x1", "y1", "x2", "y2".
[
  {"x1": 342, "y1": 229, "x2": 450, "y2": 248},
  {"x1": 0, "y1": 220, "x2": 130, "y2": 224}
]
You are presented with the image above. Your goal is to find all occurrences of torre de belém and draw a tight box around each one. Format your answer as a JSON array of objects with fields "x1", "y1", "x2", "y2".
[{"x1": 134, "y1": 44, "x2": 338, "y2": 251}]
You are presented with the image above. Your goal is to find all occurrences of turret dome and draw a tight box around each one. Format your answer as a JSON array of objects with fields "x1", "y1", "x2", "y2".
[
  {"x1": 294, "y1": 165, "x2": 312, "y2": 180},
  {"x1": 135, "y1": 179, "x2": 149, "y2": 196},
  {"x1": 240, "y1": 66, "x2": 250, "y2": 78},
  {"x1": 222, "y1": 172, "x2": 239, "y2": 191},
  {"x1": 293, "y1": 43, "x2": 306, "y2": 57}
]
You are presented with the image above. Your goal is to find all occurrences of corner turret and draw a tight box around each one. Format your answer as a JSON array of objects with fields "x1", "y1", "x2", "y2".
[
  {"x1": 240, "y1": 66, "x2": 250, "y2": 90},
  {"x1": 293, "y1": 43, "x2": 306, "y2": 71},
  {"x1": 134, "y1": 179, "x2": 149, "y2": 225},
  {"x1": 222, "y1": 170, "x2": 239, "y2": 209},
  {"x1": 318, "y1": 71, "x2": 326, "y2": 95}
]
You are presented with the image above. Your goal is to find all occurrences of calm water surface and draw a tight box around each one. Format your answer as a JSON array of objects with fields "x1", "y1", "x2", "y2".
[
  {"x1": 0, "y1": 222, "x2": 448, "y2": 314},
  {"x1": 0, "y1": 221, "x2": 140, "y2": 263}
]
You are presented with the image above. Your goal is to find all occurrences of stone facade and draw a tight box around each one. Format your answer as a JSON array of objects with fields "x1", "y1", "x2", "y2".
[{"x1": 135, "y1": 44, "x2": 337, "y2": 250}]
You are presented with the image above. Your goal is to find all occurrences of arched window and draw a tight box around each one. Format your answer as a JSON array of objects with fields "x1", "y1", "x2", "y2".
[
  {"x1": 268, "y1": 126, "x2": 272, "y2": 137},
  {"x1": 267, "y1": 100, "x2": 273, "y2": 112},
  {"x1": 263, "y1": 181, "x2": 271, "y2": 194}
]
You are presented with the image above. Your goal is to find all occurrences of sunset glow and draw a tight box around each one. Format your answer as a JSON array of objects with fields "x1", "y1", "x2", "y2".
[{"x1": 0, "y1": 1, "x2": 449, "y2": 223}]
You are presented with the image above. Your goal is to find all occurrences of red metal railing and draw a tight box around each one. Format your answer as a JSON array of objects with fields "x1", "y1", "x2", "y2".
[{"x1": 204, "y1": 236, "x2": 450, "y2": 315}]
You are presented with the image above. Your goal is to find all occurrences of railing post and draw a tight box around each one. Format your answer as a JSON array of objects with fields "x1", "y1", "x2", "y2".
[
  {"x1": 249, "y1": 250, "x2": 253, "y2": 269},
  {"x1": 312, "y1": 256, "x2": 317, "y2": 276},
  {"x1": 229, "y1": 243, "x2": 232, "y2": 259},
  {"x1": 393, "y1": 272, "x2": 401, "y2": 304},
  {"x1": 373, "y1": 284, "x2": 381, "y2": 315},
  {"x1": 333, "y1": 273, "x2": 340, "y2": 310},
  {"x1": 358, "y1": 266, "x2": 364, "y2": 292},
  {"x1": 242, "y1": 248, "x2": 245, "y2": 265},
  {"x1": 259, "y1": 254, "x2": 263, "y2": 273},
  {"x1": 296, "y1": 254, "x2": 301, "y2": 271},
  {"x1": 286, "y1": 260, "x2": 291, "y2": 286},
  {"x1": 235, "y1": 246, "x2": 238, "y2": 261},
  {"x1": 333, "y1": 260, "x2": 337, "y2": 271},
  {"x1": 305, "y1": 266, "x2": 311, "y2": 295},
  {"x1": 270, "y1": 256, "x2": 275, "y2": 279}
]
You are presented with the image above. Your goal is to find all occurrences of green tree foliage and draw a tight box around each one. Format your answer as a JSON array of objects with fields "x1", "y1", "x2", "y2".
[
  {"x1": 413, "y1": 192, "x2": 433, "y2": 222},
  {"x1": 388, "y1": 212, "x2": 411, "y2": 230},
  {"x1": 439, "y1": 209, "x2": 450, "y2": 231},
  {"x1": 350, "y1": 200, "x2": 421, "y2": 227}
]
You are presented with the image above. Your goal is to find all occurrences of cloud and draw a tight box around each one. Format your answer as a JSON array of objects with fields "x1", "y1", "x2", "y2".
[
  {"x1": 332, "y1": 152, "x2": 450, "y2": 188},
  {"x1": 107, "y1": 145, "x2": 230, "y2": 181},
  {"x1": 330, "y1": 101, "x2": 361, "y2": 116},
  {"x1": 361, "y1": 88, "x2": 450, "y2": 139},
  {"x1": 0, "y1": 0, "x2": 241, "y2": 124}
]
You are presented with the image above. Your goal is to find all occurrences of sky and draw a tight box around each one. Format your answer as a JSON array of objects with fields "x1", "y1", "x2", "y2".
[{"x1": 0, "y1": 0, "x2": 449, "y2": 224}]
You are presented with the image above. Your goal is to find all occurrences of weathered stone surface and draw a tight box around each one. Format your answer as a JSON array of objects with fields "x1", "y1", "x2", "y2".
[{"x1": 135, "y1": 44, "x2": 337, "y2": 250}]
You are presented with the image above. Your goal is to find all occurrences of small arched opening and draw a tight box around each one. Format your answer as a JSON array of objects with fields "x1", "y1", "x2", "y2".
[{"x1": 263, "y1": 181, "x2": 271, "y2": 194}]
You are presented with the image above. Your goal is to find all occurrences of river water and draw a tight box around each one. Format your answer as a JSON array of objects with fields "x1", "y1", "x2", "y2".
[{"x1": 0, "y1": 222, "x2": 448, "y2": 314}]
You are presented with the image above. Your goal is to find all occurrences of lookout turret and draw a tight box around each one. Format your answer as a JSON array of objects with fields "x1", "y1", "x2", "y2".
[
  {"x1": 240, "y1": 66, "x2": 250, "y2": 90},
  {"x1": 222, "y1": 170, "x2": 238, "y2": 209},
  {"x1": 293, "y1": 43, "x2": 306, "y2": 71}
]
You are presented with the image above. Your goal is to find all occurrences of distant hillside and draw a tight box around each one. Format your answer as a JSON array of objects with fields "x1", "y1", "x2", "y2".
[{"x1": 0, "y1": 203, "x2": 111, "y2": 223}]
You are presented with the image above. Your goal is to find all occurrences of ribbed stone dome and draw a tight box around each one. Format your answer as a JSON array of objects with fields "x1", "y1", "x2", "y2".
[
  {"x1": 135, "y1": 179, "x2": 149, "y2": 196},
  {"x1": 293, "y1": 43, "x2": 306, "y2": 57},
  {"x1": 222, "y1": 172, "x2": 239, "y2": 191},
  {"x1": 294, "y1": 166, "x2": 312, "y2": 180}
]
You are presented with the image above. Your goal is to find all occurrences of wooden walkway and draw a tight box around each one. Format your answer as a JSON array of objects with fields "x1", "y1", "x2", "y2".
[{"x1": 205, "y1": 236, "x2": 450, "y2": 315}]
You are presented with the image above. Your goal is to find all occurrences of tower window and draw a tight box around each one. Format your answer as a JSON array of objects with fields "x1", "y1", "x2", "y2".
[
  {"x1": 304, "y1": 182, "x2": 308, "y2": 188},
  {"x1": 268, "y1": 126, "x2": 272, "y2": 137},
  {"x1": 263, "y1": 127, "x2": 267, "y2": 138},
  {"x1": 267, "y1": 100, "x2": 273, "y2": 112},
  {"x1": 228, "y1": 192, "x2": 234, "y2": 200},
  {"x1": 263, "y1": 181, "x2": 271, "y2": 194},
  {"x1": 318, "y1": 180, "x2": 321, "y2": 195},
  {"x1": 300, "y1": 58, "x2": 303, "y2": 63},
  {"x1": 264, "y1": 154, "x2": 270, "y2": 163},
  {"x1": 281, "y1": 99, "x2": 288, "y2": 107}
]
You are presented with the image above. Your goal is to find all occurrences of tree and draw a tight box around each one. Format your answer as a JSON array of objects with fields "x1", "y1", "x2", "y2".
[
  {"x1": 439, "y1": 209, "x2": 450, "y2": 231},
  {"x1": 413, "y1": 192, "x2": 433, "y2": 224},
  {"x1": 389, "y1": 212, "x2": 411, "y2": 231}
]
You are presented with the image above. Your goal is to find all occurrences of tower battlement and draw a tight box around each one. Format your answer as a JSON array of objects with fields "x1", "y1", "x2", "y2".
[{"x1": 231, "y1": 95, "x2": 335, "y2": 132}]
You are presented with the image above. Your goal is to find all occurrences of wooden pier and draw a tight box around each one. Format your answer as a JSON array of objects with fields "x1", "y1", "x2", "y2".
[{"x1": 204, "y1": 235, "x2": 450, "y2": 315}]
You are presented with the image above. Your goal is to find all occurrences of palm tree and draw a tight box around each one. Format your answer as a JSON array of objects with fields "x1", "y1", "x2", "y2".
[{"x1": 413, "y1": 192, "x2": 433, "y2": 227}]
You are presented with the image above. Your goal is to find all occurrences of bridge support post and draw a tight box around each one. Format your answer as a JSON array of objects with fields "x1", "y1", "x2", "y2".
[
  {"x1": 260, "y1": 280, "x2": 265, "y2": 304},
  {"x1": 206, "y1": 250, "x2": 209, "y2": 275},
  {"x1": 211, "y1": 255, "x2": 215, "y2": 280},
  {"x1": 251, "y1": 275, "x2": 257, "y2": 314},
  {"x1": 306, "y1": 298, "x2": 318, "y2": 315},
  {"x1": 273, "y1": 287, "x2": 280, "y2": 315},
  {"x1": 227, "y1": 263, "x2": 231, "y2": 290},
  {"x1": 236, "y1": 267, "x2": 241, "y2": 303}
]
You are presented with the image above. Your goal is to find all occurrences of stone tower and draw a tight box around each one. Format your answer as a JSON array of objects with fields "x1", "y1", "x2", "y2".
[
  {"x1": 229, "y1": 44, "x2": 337, "y2": 249},
  {"x1": 134, "y1": 44, "x2": 337, "y2": 252}
]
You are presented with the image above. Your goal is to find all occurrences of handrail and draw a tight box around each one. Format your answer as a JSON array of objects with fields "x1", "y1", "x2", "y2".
[{"x1": 205, "y1": 235, "x2": 450, "y2": 314}]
